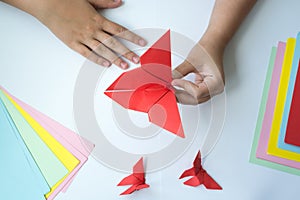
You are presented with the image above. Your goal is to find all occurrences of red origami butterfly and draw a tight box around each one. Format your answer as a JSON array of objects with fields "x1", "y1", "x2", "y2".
[
  {"x1": 104, "y1": 30, "x2": 185, "y2": 138},
  {"x1": 179, "y1": 150, "x2": 222, "y2": 190},
  {"x1": 117, "y1": 157, "x2": 150, "y2": 195}
]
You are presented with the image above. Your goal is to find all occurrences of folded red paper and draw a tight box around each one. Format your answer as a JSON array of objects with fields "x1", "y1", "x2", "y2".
[
  {"x1": 285, "y1": 60, "x2": 300, "y2": 147},
  {"x1": 104, "y1": 30, "x2": 185, "y2": 138},
  {"x1": 179, "y1": 151, "x2": 222, "y2": 190},
  {"x1": 117, "y1": 157, "x2": 149, "y2": 195}
]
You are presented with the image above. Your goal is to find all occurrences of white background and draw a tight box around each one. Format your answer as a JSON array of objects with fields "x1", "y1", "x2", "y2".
[{"x1": 1, "y1": 0, "x2": 300, "y2": 199}]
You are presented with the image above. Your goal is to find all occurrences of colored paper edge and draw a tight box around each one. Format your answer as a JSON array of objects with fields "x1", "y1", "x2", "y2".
[
  {"x1": 0, "y1": 99, "x2": 50, "y2": 199},
  {"x1": 3, "y1": 91, "x2": 81, "y2": 198},
  {"x1": 267, "y1": 38, "x2": 300, "y2": 161},
  {"x1": 2, "y1": 91, "x2": 80, "y2": 197},
  {"x1": 1, "y1": 99, "x2": 50, "y2": 194},
  {"x1": 2, "y1": 87, "x2": 95, "y2": 156},
  {"x1": 2, "y1": 90, "x2": 88, "y2": 199},
  {"x1": 278, "y1": 32, "x2": 300, "y2": 151},
  {"x1": 255, "y1": 41, "x2": 300, "y2": 168},
  {"x1": 249, "y1": 46, "x2": 300, "y2": 175},
  {"x1": 0, "y1": 91, "x2": 69, "y2": 188},
  {"x1": 1, "y1": 86, "x2": 95, "y2": 196},
  {"x1": 10, "y1": 95, "x2": 93, "y2": 195},
  {"x1": 255, "y1": 42, "x2": 284, "y2": 160}
]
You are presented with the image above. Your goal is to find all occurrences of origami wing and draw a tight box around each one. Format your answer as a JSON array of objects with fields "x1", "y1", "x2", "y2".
[
  {"x1": 140, "y1": 30, "x2": 172, "y2": 84},
  {"x1": 117, "y1": 158, "x2": 149, "y2": 195},
  {"x1": 117, "y1": 173, "x2": 143, "y2": 186},
  {"x1": 104, "y1": 30, "x2": 185, "y2": 138},
  {"x1": 179, "y1": 151, "x2": 201, "y2": 179},
  {"x1": 119, "y1": 184, "x2": 149, "y2": 195},
  {"x1": 148, "y1": 90, "x2": 184, "y2": 138},
  {"x1": 183, "y1": 176, "x2": 202, "y2": 187},
  {"x1": 202, "y1": 173, "x2": 222, "y2": 190},
  {"x1": 179, "y1": 151, "x2": 222, "y2": 190}
]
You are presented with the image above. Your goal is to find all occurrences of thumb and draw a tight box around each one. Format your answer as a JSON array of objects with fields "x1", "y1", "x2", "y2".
[
  {"x1": 172, "y1": 60, "x2": 195, "y2": 79},
  {"x1": 172, "y1": 79, "x2": 198, "y2": 98},
  {"x1": 172, "y1": 78, "x2": 210, "y2": 100},
  {"x1": 89, "y1": 0, "x2": 122, "y2": 8}
]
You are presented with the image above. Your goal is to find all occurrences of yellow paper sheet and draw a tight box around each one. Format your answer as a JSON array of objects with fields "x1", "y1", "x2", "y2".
[
  {"x1": 5, "y1": 92, "x2": 80, "y2": 197},
  {"x1": 267, "y1": 37, "x2": 300, "y2": 161}
]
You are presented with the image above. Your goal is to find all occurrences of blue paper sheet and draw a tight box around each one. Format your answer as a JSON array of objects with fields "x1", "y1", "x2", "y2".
[
  {"x1": 0, "y1": 90, "x2": 68, "y2": 188},
  {"x1": 278, "y1": 32, "x2": 300, "y2": 152},
  {"x1": 0, "y1": 99, "x2": 49, "y2": 200}
]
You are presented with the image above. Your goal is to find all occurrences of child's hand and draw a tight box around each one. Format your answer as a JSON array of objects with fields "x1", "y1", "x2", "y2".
[
  {"x1": 172, "y1": 43, "x2": 225, "y2": 105},
  {"x1": 41, "y1": 0, "x2": 147, "y2": 69},
  {"x1": 3, "y1": 0, "x2": 146, "y2": 69},
  {"x1": 171, "y1": 0, "x2": 256, "y2": 105}
]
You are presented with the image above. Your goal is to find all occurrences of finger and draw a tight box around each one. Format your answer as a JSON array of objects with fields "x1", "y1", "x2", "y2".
[
  {"x1": 88, "y1": 51, "x2": 111, "y2": 67},
  {"x1": 89, "y1": 0, "x2": 122, "y2": 8},
  {"x1": 102, "y1": 20, "x2": 147, "y2": 46},
  {"x1": 172, "y1": 79, "x2": 210, "y2": 100},
  {"x1": 175, "y1": 90, "x2": 211, "y2": 105},
  {"x1": 72, "y1": 42, "x2": 111, "y2": 67},
  {"x1": 86, "y1": 39, "x2": 128, "y2": 69},
  {"x1": 172, "y1": 60, "x2": 197, "y2": 79},
  {"x1": 96, "y1": 32, "x2": 140, "y2": 64},
  {"x1": 175, "y1": 90, "x2": 197, "y2": 105},
  {"x1": 197, "y1": 96, "x2": 211, "y2": 104},
  {"x1": 200, "y1": 75, "x2": 225, "y2": 97}
]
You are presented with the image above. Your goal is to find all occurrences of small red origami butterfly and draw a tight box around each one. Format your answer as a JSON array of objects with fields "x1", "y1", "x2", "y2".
[
  {"x1": 117, "y1": 157, "x2": 150, "y2": 195},
  {"x1": 179, "y1": 150, "x2": 222, "y2": 190}
]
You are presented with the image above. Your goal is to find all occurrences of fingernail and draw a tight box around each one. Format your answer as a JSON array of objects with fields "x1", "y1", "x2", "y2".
[
  {"x1": 113, "y1": 0, "x2": 121, "y2": 3},
  {"x1": 132, "y1": 56, "x2": 139, "y2": 64},
  {"x1": 138, "y1": 39, "x2": 147, "y2": 46},
  {"x1": 102, "y1": 61, "x2": 111, "y2": 67},
  {"x1": 121, "y1": 61, "x2": 128, "y2": 69}
]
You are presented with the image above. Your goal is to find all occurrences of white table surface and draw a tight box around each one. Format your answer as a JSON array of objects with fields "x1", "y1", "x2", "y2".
[{"x1": 0, "y1": 0, "x2": 300, "y2": 199}]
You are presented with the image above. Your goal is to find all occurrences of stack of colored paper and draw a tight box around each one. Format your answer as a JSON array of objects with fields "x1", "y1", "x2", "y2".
[
  {"x1": 250, "y1": 32, "x2": 300, "y2": 175},
  {"x1": 0, "y1": 87, "x2": 94, "y2": 199}
]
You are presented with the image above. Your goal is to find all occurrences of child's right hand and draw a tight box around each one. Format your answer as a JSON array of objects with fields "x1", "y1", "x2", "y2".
[{"x1": 172, "y1": 43, "x2": 225, "y2": 105}]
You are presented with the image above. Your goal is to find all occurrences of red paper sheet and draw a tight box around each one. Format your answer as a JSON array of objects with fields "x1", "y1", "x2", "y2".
[{"x1": 285, "y1": 60, "x2": 300, "y2": 146}]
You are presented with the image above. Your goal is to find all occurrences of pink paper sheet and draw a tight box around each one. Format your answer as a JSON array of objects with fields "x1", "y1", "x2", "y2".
[
  {"x1": 256, "y1": 42, "x2": 300, "y2": 169},
  {"x1": 2, "y1": 88, "x2": 94, "y2": 199}
]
